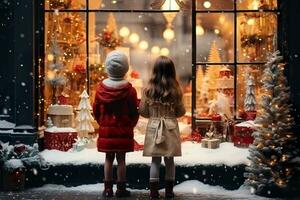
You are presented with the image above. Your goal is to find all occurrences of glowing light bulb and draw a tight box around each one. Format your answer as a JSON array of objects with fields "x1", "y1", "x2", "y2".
[
  {"x1": 129, "y1": 33, "x2": 140, "y2": 44},
  {"x1": 151, "y1": 46, "x2": 160, "y2": 54},
  {"x1": 196, "y1": 25, "x2": 204, "y2": 36},
  {"x1": 160, "y1": 48, "x2": 170, "y2": 56},
  {"x1": 214, "y1": 29, "x2": 220, "y2": 35},
  {"x1": 47, "y1": 54, "x2": 54, "y2": 61},
  {"x1": 163, "y1": 28, "x2": 175, "y2": 41},
  {"x1": 247, "y1": 18, "x2": 255, "y2": 25},
  {"x1": 139, "y1": 41, "x2": 149, "y2": 50},
  {"x1": 119, "y1": 26, "x2": 130, "y2": 38},
  {"x1": 203, "y1": 1, "x2": 211, "y2": 9}
]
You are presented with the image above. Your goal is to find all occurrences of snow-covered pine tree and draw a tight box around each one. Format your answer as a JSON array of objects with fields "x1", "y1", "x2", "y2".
[
  {"x1": 76, "y1": 90, "x2": 95, "y2": 138},
  {"x1": 245, "y1": 51, "x2": 298, "y2": 197},
  {"x1": 244, "y1": 74, "x2": 256, "y2": 112},
  {"x1": 47, "y1": 39, "x2": 66, "y2": 104}
]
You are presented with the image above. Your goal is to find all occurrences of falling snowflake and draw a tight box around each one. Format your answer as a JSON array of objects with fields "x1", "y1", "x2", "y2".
[{"x1": 21, "y1": 82, "x2": 26, "y2": 86}]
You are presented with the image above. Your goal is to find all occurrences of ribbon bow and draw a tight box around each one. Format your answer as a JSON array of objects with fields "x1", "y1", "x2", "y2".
[{"x1": 154, "y1": 117, "x2": 166, "y2": 144}]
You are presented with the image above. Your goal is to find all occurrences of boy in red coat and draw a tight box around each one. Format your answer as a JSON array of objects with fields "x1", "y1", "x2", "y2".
[{"x1": 93, "y1": 51, "x2": 139, "y2": 198}]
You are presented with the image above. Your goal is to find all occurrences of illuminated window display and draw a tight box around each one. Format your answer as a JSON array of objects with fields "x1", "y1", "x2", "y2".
[{"x1": 42, "y1": 0, "x2": 279, "y2": 145}]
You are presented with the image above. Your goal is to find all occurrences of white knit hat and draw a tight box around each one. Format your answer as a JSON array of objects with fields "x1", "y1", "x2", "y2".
[{"x1": 105, "y1": 50, "x2": 129, "y2": 80}]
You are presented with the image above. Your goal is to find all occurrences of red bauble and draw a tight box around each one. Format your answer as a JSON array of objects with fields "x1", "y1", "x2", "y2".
[
  {"x1": 14, "y1": 144, "x2": 26, "y2": 155},
  {"x1": 130, "y1": 70, "x2": 140, "y2": 79}
]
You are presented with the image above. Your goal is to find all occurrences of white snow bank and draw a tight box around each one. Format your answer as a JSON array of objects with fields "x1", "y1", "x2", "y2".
[
  {"x1": 40, "y1": 142, "x2": 250, "y2": 166},
  {"x1": 31, "y1": 180, "x2": 269, "y2": 199},
  {"x1": 235, "y1": 120, "x2": 256, "y2": 128},
  {"x1": 3, "y1": 159, "x2": 25, "y2": 171},
  {"x1": 0, "y1": 120, "x2": 15, "y2": 129},
  {"x1": 45, "y1": 126, "x2": 77, "y2": 133}
]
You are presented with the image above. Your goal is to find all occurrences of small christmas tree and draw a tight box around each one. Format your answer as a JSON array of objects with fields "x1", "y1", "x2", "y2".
[
  {"x1": 47, "y1": 39, "x2": 66, "y2": 104},
  {"x1": 76, "y1": 90, "x2": 95, "y2": 138},
  {"x1": 245, "y1": 51, "x2": 298, "y2": 197},
  {"x1": 244, "y1": 74, "x2": 256, "y2": 112},
  {"x1": 205, "y1": 41, "x2": 223, "y2": 100}
]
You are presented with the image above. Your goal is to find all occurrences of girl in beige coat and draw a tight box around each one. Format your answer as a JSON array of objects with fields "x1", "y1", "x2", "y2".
[{"x1": 139, "y1": 56, "x2": 185, "y2": 199}]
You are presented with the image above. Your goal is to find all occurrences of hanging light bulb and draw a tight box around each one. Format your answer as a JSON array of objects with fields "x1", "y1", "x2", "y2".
[
  {"x1": 247, "y1": 18, "x2": 255, "y2": 25},
  {"x1": 203, "y1": 1, "x2": 211, "y2": 9},
  {"x1": 163, "y1": 27, "x2": 175, "y2": 41},
  {"x1": 214, "y1": 29, "x2": 220, "y2": 35},
  {"x1": 139, "y1": 40, "x2": 149, "y2": 50},
  {"x1": 119, "y1": 26, "x2": 130, "y2": 38},
  {"x1": 151, "y1": 46, "x2": 160, "y2": 54},
  {"x1": 160, "y1": 48, "x2": 170, "y2": 56},
  {"x1": 196, "y1": 25, "x2": 204, "y2": 36},
  {"x1": 129, "y1": 33, "x2": 140, "y2": 44},
  {"x1": 47, "y1": 54, "x2": 54, "y2": 61}
]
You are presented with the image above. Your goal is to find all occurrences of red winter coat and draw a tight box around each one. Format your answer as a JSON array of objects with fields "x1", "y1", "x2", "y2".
[{"x1": 93, "y1": 82, "x2": 139, "y2": 152}]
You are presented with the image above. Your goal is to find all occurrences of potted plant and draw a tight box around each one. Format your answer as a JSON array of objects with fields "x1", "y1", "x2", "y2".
[{"x1": 0, "y1": 141, "x2": 47, "y2": 191}]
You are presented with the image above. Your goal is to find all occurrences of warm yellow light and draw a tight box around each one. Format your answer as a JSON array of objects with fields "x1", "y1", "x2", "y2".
[
  {"x1": 247, "y1": 18, "x2": 255, "y2": 25},
  {"x1": 163, "y1": 28, "x2": 175, "y2": 41},
  {"x1": 203, "y1": 1, "x2": 211, "y2": 9},
  {"x1": 47, "y1": 54, "x2": 54, "y2": 61},
  {"x1": 214, "y1": 29, "x2": 220, "y2": 34},
  {"x1": 139, "y1": 41, "x2": 149, "y2": 50},
  {"x1": 162, "y1": 0, "x2": 179, "y2": 10},
  {"x1": 119, "y1": 26, "x2": 130, "y2": 38},
  {"x1": 129, "y1": 33, "x2": 140, "y2": 44},
  {"x1": 219, "y1": 16, "x2": 225, "y2": 23},
  {"x1": 47, "y1": 71, "x2": 55, "y2": 80},
  {"x1": 250, "y1": 0, "x2": 260, "y2": 10},
  {"x1": 160, "y1": 48, "x2": 170, "y2": 56},
  {"x1": 151, "y1": 46, "x2": 160, "y2": 54},
  {"x1": 196, "y1": 25, "x2": 204, "y2": 36}
]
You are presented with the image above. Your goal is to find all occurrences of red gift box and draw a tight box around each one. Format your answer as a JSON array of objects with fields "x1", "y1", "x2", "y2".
[
  {"x1": 44, "y1": 131, "x2": 77, "y2": 151},
  {"x1": 232, "y1": 123, "x2": 254, "y2": 147}
]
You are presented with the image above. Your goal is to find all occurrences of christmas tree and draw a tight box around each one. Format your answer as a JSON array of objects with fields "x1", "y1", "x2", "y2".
[
  {"x1": 76, "y1": 90, "x2": 95, "y2": 138},
  {"x1": 205, "y1": 41, "x2": 223, "y2": 100},
  {"x1": 245, "y1": 51, "x2": 298, "y2": 197},
  {"x1": 47, "y1": 39, "x2": 66, "y2": 104},
  {"x1": 244, "y1": 74, "x2": 256, "y2": 112}
]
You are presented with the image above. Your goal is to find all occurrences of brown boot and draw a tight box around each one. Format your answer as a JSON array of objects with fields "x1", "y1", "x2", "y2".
[
  {"x1": 102, "y1": 180, "x2": 114, "y2": 197},
  {"x1": 149, "y1": 181, "x2": 160, "y2": 199},
  {"x1": 115, "y1": 181, "x2": 131, "y2": 198},
  {"x1": 165, "y1": 180, "x2": 175, "y2": 199}
]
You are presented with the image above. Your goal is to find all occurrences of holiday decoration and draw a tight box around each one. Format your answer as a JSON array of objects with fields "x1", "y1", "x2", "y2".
[
  {"x1": 72, "y1": 137, "x2": 89, "y2": 152},
  {"x1": 244, "y1": 74, "x2": 257, "y2": 120},
  {"x1": 47, "y1": 104, "x2": 74, "y2": 128},
  {"x1": 46, "y1": 39, "x2": 66, "y2": 104},
  {"x1": 245, "y1": 51, "x2": 298, "y2": 197},
  {"x1": 76, "y1": 90, "x2": 95, "y2": 138},
  {"x1": 231, "y1": 120, "x2": 255, "y2": 148},
  {"x1": 97, "y1": 13, "x2": 122, "y2": 50},
  {"x1": 201, "y1": 118, "x2": 221, "y2": 149},
  {"x1": 44, "y1": 126, "x2": 77, "y2": 151}
]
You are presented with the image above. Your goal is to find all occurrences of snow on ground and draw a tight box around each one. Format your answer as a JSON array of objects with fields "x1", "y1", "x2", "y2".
[
  {"x1": 40, "y1": 142, "x2": 250, "y2": 166},
  {"x1": 31, "y1": 180, "x2": 270, "y2": 199}
]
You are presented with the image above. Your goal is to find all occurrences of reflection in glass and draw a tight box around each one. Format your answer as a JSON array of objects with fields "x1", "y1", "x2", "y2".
[
  {"x1": 45, "y1": 0, "x2": 85, "y2": 10},
  {"x1": 196, "y1": 13, "x2": 234, "y2": 63},
  {"x1": 237, "y1": 13, "x2": 277, "y2": 62},
  {"x1": 196, "y1": 0, "x2": 233, "y2": 10},
  {"x1": 237, "y1": 65, "x2": 264, "y2": 119},
  {"x1": 44, "y1": 12, "x2": 87, "y2": 117},
  {"x1": 237, "y1": 0, "x2": 277, "y2": 10},
  {"x1": 196, "y1": 65, "x2": 234, "y2": 119},
  {"x1": 88, "y1": 12, "x2": 192, "y2": 106}
]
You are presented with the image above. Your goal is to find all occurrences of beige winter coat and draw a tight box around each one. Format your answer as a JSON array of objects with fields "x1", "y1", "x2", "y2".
[{"x1": 139, "y1": 95, "x2": 186, "y2": 157}]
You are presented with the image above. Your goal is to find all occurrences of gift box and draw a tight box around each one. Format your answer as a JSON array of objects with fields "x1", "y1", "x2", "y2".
[
  {"x1": 231, "y1": 121, "x2": 255, "y2": 147},
  {"x1": 44, "y1": 127, "x2": 77, "y2": 151},
  {"x1": 201, "y1": 138, "x2": 220, "y2": 149}
]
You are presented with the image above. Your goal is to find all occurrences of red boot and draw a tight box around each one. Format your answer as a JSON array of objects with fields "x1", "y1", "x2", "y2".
[
  {"x1": 102, "y1": 180, "x2": 114, "y2": 197},
  {"x1": 149, "y1": 181, "x2": 160, "y2": 199},
  {"x1": 165, "y1": 180, "x2": 175, "y2": 199},
  {"x1": 115, "y1": 181, "x2": 131, "y2": 198}
]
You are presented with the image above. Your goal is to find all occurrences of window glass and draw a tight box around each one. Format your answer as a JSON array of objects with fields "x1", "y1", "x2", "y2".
[
  {"x1": 196, "y1": 13, "x2": 234, "y2": 63},
  {"x1": 237, "y1": 0, "x2": 277, "y2": 10},
  {"x1": 237, "y1": 13, "x2": 277, "y2": 62},
  {"x1": 196, "y1": 65, "x2": 235, "y2": 119},
  {"x1": 196, "y1": 0, "x2": 234, "y2": 10},
  {"x1": 44, "y1": 12, "x2": 87, "y2": 114},
  {"x1": 45, "y1": 0, "x2": 86, "y2": 10}
]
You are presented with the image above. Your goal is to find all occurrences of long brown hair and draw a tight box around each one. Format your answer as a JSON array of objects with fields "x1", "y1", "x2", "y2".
[{"x1": 145, "y1": 56, "x2": 182, "y2": 103}]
